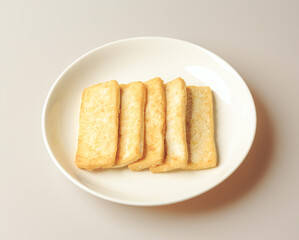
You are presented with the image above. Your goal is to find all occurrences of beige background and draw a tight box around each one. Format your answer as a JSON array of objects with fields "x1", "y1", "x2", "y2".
[{"x1": 1, "y1": 0, "x2": 298, "y2": 239}]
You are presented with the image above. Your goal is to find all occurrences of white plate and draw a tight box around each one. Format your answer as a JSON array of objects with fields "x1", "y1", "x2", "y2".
[{"x1": 42, "y1": 37, "x2": 256, "y2": 206}]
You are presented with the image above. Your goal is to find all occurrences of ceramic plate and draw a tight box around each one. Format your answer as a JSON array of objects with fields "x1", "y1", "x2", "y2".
[{"x1": 42, "y1": 37, "x2": 256, "y2": 206}]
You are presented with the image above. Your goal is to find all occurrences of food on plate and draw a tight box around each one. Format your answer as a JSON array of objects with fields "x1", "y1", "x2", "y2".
[
  {"x1": 75, "y1": 78, "x2": 217, "y2": 173},
  {"x1": 150, "y1": 78, "x2": 188, "y2": 173},
  {"x1": 128, "y1": 77, "x2": 166, "y2": 171},
  {"x1": 183, "y1": 86, "x2": 217, "y2": 170},
  {"x1": 113, "y1": 82, "x2": 146, "y2": 168},
  {"x1": 75, "y1": 80, "x2": 120, "y2": 170}
]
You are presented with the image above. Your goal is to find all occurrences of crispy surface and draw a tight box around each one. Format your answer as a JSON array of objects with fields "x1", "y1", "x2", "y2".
[
  {"x1": 75, "y1": 80, "x2": 120, "y2": 170},
  {"x1": 150, "y1": 78, "x2": 188, "y2": 173},
  {"x1": 183, "y1": 86, "x2": 217, "y2": 170},
  {"x1": 128, "y1": 78, "x2": 166, "y2": 171},
  {"x1": 113, "y1": 82, "x2": 146, "y2": 168}
]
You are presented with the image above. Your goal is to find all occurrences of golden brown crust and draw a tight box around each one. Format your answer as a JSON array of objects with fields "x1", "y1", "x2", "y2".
[
  {"x1": 75, "y1": 80, "x2": 120, "y2": 170},
  {"x1": 113, "y1": 81, "x2": 146, "y2": 168},
  {"x1": 183, "y1": 86, "x2": 217, "y2": 170},
  {"x1": 150, "y1": 78, "x2": 188, "y2": 173},
  {"x1": 128, "y1": 78, "x2": 166, "y2": 171}
]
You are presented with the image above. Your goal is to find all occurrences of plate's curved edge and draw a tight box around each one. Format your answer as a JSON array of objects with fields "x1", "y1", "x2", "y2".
[{"x1": 41, "y1": 36, "x2": 257, "y2": 207}]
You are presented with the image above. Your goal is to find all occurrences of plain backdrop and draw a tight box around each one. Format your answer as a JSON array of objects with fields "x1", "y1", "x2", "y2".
[{"x1": 0, "y1": 0, "x2": 298, "y2": 239}]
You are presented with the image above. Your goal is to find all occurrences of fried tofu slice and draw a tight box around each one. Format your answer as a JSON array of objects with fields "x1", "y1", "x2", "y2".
[
  {"x1": 183, "y1": 86, "x2": 217, "y2": 170},
  {"x1": 128, "y1": 78, "x2": 166, "y2": 171},
  {"x1": 75, "y1": 80, "x2": 120, "y2": 170},
  {"x1": 150, "y1": 78, "x2": 188, "y2": 173},
  {"x1": 113, "y1": 82, "x2": 146, "y2": 168}
]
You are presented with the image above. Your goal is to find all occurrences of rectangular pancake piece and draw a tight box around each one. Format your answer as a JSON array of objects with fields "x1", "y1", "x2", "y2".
[
  {"x1": 150, "y1": 77, "x2": 188, "y2": 173},
  {"x1": 183, "y1": 86, "x2": 217, "y2": 170},
  {"x1": 113, "y1": 81, "x2": 146, "y2": 168},
  {"x1": 128, "y1": 78, "x2": 166, "y2": 171},
  {"x1": 75, "y1": 80, "x2": 120, "y2": 170}
]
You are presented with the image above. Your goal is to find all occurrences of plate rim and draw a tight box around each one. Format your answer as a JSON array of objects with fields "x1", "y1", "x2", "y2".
[{"x1": 41, "y1": 36, "x2": 257, "y2": 206}]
